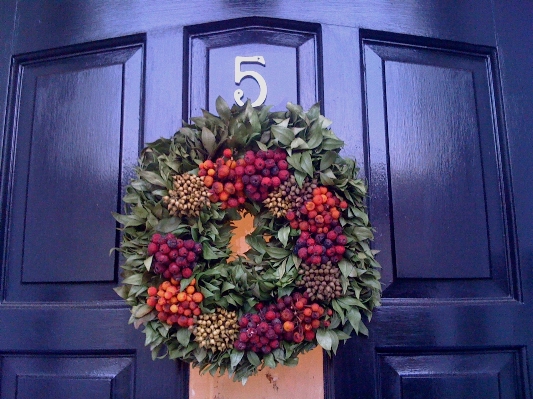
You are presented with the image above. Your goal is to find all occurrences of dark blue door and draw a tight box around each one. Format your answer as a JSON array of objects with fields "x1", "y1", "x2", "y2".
[{"x1": 0, "y1": 1, "x2": 531, "y2": 398}]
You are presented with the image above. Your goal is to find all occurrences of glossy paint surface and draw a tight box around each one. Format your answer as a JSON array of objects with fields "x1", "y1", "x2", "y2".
[{"x1": 0, "y1": 2, "x2": 531, "y2": 399}]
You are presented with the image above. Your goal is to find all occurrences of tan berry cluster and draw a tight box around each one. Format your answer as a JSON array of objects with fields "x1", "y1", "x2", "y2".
[
  {"x1": 264, "y1": 176, "x2": 318, "y2": 218},
  {"x1": 296, "y1": 261, "x2": 342, "y2": 301},
  {"x1": 163, "y1": 174, "x2": 210, "y2": 218},
  {"x1": 192, "y1": 308, "x2": 239, "y2": 352}
]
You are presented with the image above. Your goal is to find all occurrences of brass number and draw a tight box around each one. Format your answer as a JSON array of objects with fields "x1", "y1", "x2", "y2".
[{"x1": 234, "y1": 56, "x2": 267, "y2": 107}]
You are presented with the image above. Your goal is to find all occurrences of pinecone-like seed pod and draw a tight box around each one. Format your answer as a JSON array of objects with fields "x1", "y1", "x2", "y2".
[
  {"x1": 296, "y1": 261, "x2": 343, "y2": 302},
  {"x1": 163, "y1": 173, "x2": 210, "y2": 218},
  {"x1": 192, "y1": 308, "x2": 239, "y2": 352}
]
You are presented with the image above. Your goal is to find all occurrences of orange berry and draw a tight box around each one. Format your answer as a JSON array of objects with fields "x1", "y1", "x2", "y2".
[
  {"x1": 186, "y1": 295, "x2": 193, "y2": 302},
  {"x1": 327, "y1": 198, "x2": 336, "y2": 207},
  {"x1": 155, "y1": 304, "x2": 162, "y2": 312},
  {"x1": 192, "y1": 292, "x2": 204, "y2": 303},
  {"x1": 219, "y1": 191, "x2": 229, "y2": 202},
  {"x1": 312, "y1": 188, "x2": 321, "y2": 196},
  {"x1": 204, "y1": 160, "x2": 214, "y2": 169},
  {"x1": 207, "y1": 168, "x2": 216, "y2": 176},
  {"x1": 305, "y1": 201, "x2": 315, "y2": 211},
  {"x1": 311, "y1": 303, "x2": 320, "y2": 312},
  {"x1": 193, "y1": 307, "x2": 202, "y2": 316},
  {"x1": 204, "y1": 175, "x2": 214, "y2": 187},
  {"x1": 147, "y1": 297, "x2": 157, "y2": 307},
  {"x1": 320, "y1": 187, "x2": 328, "y2": 194},
  {"x1": 186, "y1": 286, "x2": 195, "y2": 295},
  {"x1": 229, "y1": 160, "x2": 237, "y2": 169},
  {"x1": 170, "y1": 278, "x2": 179, "y2": 286},
  {"x1": 313, "y1": 195, "x2": 323, "y2": 205},
  {"x1": 147, "y1": 287, "x2": 157, "y2": 296},
  {"x1": 170, "y1": 304, "x2": 179, "y2": 313},
  {"x1": 177, "y1": 292, "x2": 187, "y2": 302},
  {"x1": 212, "y1": 181, "x2": 224, "y2": 194},
  {"x1": 161, "y1": 281, "x2": 171, "y2": 290},
  {"x1": 183, "y1": 309, "x2": 192, "y2": 317},
  {"x1": 170, "y1": 297, "x2": 178, "y2": 304},
  {"x1": 321, "y1": 194, "x2": 328, "y2": 203},
  {"x1": 218, "y1": 165, "x2": 230, "y2": 178},
  {"x1": 158, "y1": 297, "x2": 166, "y2": 306},
  {"x1": 208, "y1": 192, "x2": 219, "y2": 202},
  {"x1": 157, "y1": 290, "x2": 165, "y2": 298},
  {"x1": 224, "y1": 182, "x2": 235, "y2": 194},
  {"x1": 164, "y1": 291, "x2": 173, "y2": 300},
  {"x1": 331, "y1": 210, "x2": 340, "y2": 219},
  {"x1": 316, "y1": 204, "x2": 324, "y2": 213},
  {"x1": 189, "y1": 278, "x2": 196, "y2": 286},
  {"x1": 199, "y1": 162, "x2": 205, "y2": 170}
]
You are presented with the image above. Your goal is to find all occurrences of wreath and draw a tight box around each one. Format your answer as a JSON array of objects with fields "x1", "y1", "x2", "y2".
[{"x1": 113, "y1": 97, "x2": 381, "y2": 383}]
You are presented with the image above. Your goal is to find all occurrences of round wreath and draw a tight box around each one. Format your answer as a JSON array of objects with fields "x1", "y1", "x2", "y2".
[{"x1": 113, "y1": 98, "x2": 381, "y2": 382}]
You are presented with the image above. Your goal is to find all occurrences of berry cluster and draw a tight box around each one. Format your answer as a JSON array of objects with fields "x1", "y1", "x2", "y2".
[
  {"x1": 147, "y1": 233, "x2": 202, "y2": 281},
  {"x1": 193, "y1": 308, "x2": 239, "y2": 352},
  {"x1": 240, "y1": 149, "x2": 290, "y2": 203},
  {"x1": 233, "y1": 293, "x2": 331, "y2": 354},
  {"x1": 163, "y1": 173, "x2": 210, "y2": 218},
  {"x1": 288, "y1": 186, "x2": 348, "y2": 265},
  {"x1": 199, "y1": 149, "x2": 246, "y2": 209},
  {"x1": 296, "y1": 261, "x2": 343, "y2": 301},
  {"x1": 146, "y1": 279, "x2": 204, "y2": 327}
]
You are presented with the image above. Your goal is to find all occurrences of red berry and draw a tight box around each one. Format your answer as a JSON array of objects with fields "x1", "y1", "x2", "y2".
[
  {"x1": 278, "y1": 170, "x2": 290, "y2": 181},
  {"x1": 147, "y1": 242, "x2": 158, "y2": 255},
  {"x1": 223, "y1": 148, "x2": 233, "y2": 158},
  {"x1": 151, "y1": 233, "x2": 162, "y2": 243},
  {"x1": 335, "y1": 245, "x2": 346, "y2": 255},
  {"x1": 254, "y1": 158, "x2": 265, "y2": 170},
  {"x1": 182, "y1": 268, "x2": 193, "y2": 278},
  {"x1": 277, "y1": 160, "x2": 288, "y2": 170}
]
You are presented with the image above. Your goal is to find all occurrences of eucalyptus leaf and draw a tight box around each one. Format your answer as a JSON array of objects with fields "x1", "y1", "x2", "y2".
[
  {"x1": 271, "y1": 125, "x2": 295, "y2": 146},
  {"x1": 246, "y1": 350, "x2": 261, "y2": 366},
  {"x1": 320, "y1": 151, "x2": 338, "y2": 170}
]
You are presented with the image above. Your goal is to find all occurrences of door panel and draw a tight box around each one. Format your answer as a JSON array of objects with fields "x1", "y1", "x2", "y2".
[{"x1": 1, "y1": 2, "x2": 531, "y2": 399}]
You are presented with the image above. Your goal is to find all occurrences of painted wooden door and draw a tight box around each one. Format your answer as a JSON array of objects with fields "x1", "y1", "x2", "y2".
[{"x1": 0, "y1": 1, "x2": 531, "y2": 398}]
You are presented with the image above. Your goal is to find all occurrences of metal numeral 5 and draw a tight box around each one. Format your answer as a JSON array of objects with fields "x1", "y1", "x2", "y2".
[{"x1": 234, "y1": 56, "x2": 267, "y2": 107}]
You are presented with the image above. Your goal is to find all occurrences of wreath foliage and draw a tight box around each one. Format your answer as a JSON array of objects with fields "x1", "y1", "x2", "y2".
[{"x1": 113, "y1": 98, "x2": 381, "y2": 382}]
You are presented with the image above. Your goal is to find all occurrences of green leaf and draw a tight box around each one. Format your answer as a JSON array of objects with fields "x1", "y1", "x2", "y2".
[
  {"x1": 338, "y1": 259, "x2": 355, "y2": 278},
  {"x1": 215, "y1": 96, "x2": 231, "y2": 121},
  {"x1": 113, "y1": 286, "x2": 128, "y2": 299},
  {"x1": 265, "y1": 247, "x2": 291, "y2": 259},
  {"x1": 290, "y1": 137, "x2": 309, "y2": 150},
  {"x1": 156, "y1": 217, "x2": 182, "y2": 233},
  {"x1": 271, "y1": 125, "x2": 295, "y2": 146},
  {"x1": 137, "y1": 170, "x2": 167, "y2": 187},
  {"x1": 322, "y1": 138, "x2": 344, "y2": 150},
  {"x1": 286, "y1": 153, "x2": 304, "y2": 172},
  {"x1": 144, "y1": 256, "x2": 153, "y2": 271},
  {"x1": 230, "y1": 350, "x2": 245, "y2": 369},
  {"x1": 201, "y1": 127, "x2": 216, "y2": 155},
  {"x1": 247, "y1": 350, "x2": 261, "y2": 366},
  {"x1": 132, "y1": 304, "x2": 153, "y2": 318},
  {"x1": 176, "y1": 328, "x2": 191, "y2": 346},
  {"x1": 122, "y1": 274, "x2": 143, "y2": 285},
  {"x1": 294, "y1": 170, "x2": 306, "y2": 188},
  {"x1": 320, "y1": 151, "x2": 337, "y2": 171},
  {"x1": 264, "y1": 353, "x2": 276, "y2": 369},
  {"x1": 346, "y1": 308, "x2": 362, "y2": 334},
  {"x1": 221, "y1": 281, "x2": 236, "y2": 293},
  {"x1": 277, "y1": 226, "x2": 290, "y2": 247},
  {"x1": 316, "y1": 328, "x2": 332, "y2": 350},
  {"x1": 300, "y1": 151, "x2": 313, "y2": 177},
  {"x1": 194, "y1": 347, "x2": 207, "y2": 362},
  {"x1": 203, "y1": 244, "x2": 222, "y2": 260}
]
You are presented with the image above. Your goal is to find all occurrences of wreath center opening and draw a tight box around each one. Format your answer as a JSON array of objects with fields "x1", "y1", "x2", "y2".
[{"x1": 228, "y1": 212, "x2": 254, "y2": 261}]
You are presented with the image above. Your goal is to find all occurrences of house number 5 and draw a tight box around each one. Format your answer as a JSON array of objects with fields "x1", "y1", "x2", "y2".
[{"x1": 234, "y1": 56, "x2": 267, "y2": 107}]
